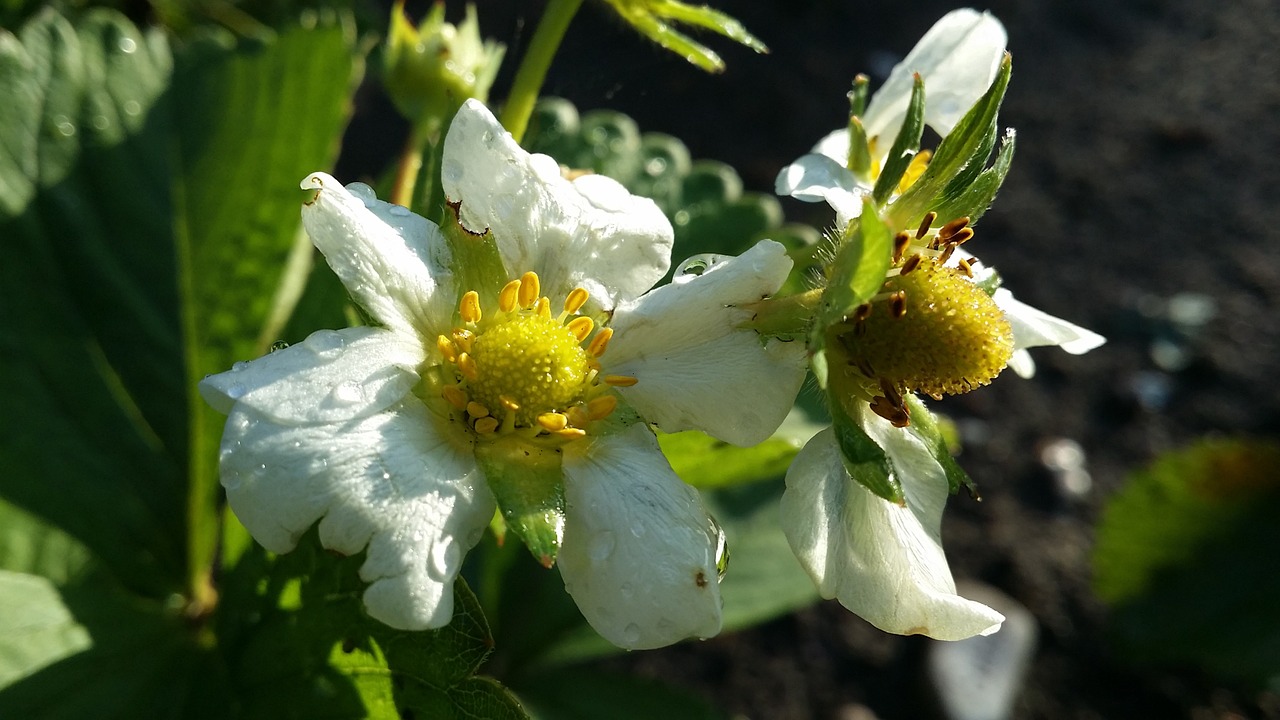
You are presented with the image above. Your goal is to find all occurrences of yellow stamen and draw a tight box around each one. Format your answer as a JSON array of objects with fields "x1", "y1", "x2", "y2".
[
  {"x1": 897, "y1": 149, "x2": 932, "y2": 194},
  {"x1": 536, "y1": 412, "x2": 569, "y2": 432},
  {"x1": 498, "y1": 279, "x2": 521, "y2": 313},
  {"x1": 460, "y1": 291, "x2": 481, "y2": 324},
  {"x1": 554, "y1": 427, "x2": 587, "y2": 440},
  {"x1": 536, "y1": 297, "x2": 551, "y2": 319},
  {"x1": 567, "y1": 316, "x2": 594, "y2": 342},
  {"x1": 519, "y1": 271, "x2": 540, "y2": 308},
  {"x1": 474, "y1": 417, "x2": 499, "y2": 434},
  {"x1": 466, "y1": 401, "x2": 490, "y2": 418},
  {"x1": 604, "y1": 374, "x2": 638, "y2": 387},
  {"x1": 564, "y1": 287, "x2": 589, "y2": 315},
  {"x1": 957, "y1": 257, "x2": 974, "y2": 277},
  {"x1": 436, "y1": 335, "x2": 458, "y2": 363},
  {"x1": 939, "y1": 216, "x2": 971, "y2": 241},
  {"x1": 587, "y1": 395, "x2": 617, "y2": 420},
  {"x1": 451, "y1": 328, "x2": 474, "y2": 354},
  {"x1": 442, "y1": 385, "x2": 468, "y2": 410},
  {"x1": 457, "y1": 353, "x2": 479, "y2": 381},
  {"x1": 565, "y1": 406, "x2": 590, "y2": 428},
  {"x1": 587, "y1": 327, "x2": 614, "y2": 358}
]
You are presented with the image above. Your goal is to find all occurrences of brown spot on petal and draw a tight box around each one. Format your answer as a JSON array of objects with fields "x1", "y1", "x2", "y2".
[{"x1": 695, "y1": 570, "x2": 708, "y2": 588}]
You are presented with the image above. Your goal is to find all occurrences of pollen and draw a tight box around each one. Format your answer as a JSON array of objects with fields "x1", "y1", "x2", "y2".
[{"x1": 838, "y1": 256, "x2": 1014, "y2": 400}]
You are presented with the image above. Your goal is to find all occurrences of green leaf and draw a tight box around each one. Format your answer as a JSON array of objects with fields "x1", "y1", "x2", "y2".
[
  {"x1": 221, "y1": 534, "x2": 528, "y2": 719},
  {"x1": 658, "y1": 430, "x2": 798, "y2": 489},
  {"x1": 1093, "y1": 439, "x2": 1280, "y2": 686},
  {"x1": 871, "y1": 73, "x2": 925, "y2": 204},
  {"x1": 927, "y1": 127, "x2": 1015, "y2": 226},
  {"x1": 812, "y1": 198, "x2": 892, "y2": 352},
  {"x1": 0, "y1": 7, "x2": 359, "y2": 601}
]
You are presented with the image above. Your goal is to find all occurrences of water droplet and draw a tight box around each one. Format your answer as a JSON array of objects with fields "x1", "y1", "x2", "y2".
[
  {"x1": 429, "y1": 541, "x2": 460, "y2": 580},
  {"x1": 123, "y1": 100, "x2": 141, "y2": 116},
  {"x1": 117, "y1": 36, "x2": 137, "y2": 53},
  {"x1": 442, "y1": 159, "x2": 464, "y2": 183},
  {"x1": 225, "y1": 382, "x2": 247, "y2": 399},
  {"x1": 304, "y1": 329, "x2": 347, "y2": 355},
  {"x1": 231, "y1": 360, "x2": 249, "y2": 372},
  {"x1": 345, "y1": 182, "x2": 377, "y2": 207},
  {"x1": 381, "y1": 471, "x2": 391, "y2": 481},
  {"x1": 330, "y1": 380, "x2": 364, "y2": 406},
  {"x1": 54, "y1": 116, "x2": 76, "y2": 137},
  {"x1": 388, "y1": 204, "x2": 410, "y2": 216},
  {"x1": 588, "y1": 530, "x2": 615, "y2": 562},
  {"x1": 674, "y1": 253, "x2": 731, "y2": 283},
  {"x1": 269, "y1": 340, "x2": 290, "y2": 352},
  {"x1": 622, "y1": 623, "x2": 642, "y2": 645},
  {"x1": 222, "y1": 470, "x2": 242, "y2": 490},
  {"x1": 629, "y1": 522, "x2": 647, "y2": 538},
  {"x1": 644, "y1": 157, "x2": 668, "y2": 176},
  {"x1": 91, "y1": 115, "x2": 109, "y2": 131},
  {"x1": 708, "y1": 515, "x2": 729, "y2": 581},
  {"x1": 412, "y1": 530, "x2": 424, "y2": 542}
]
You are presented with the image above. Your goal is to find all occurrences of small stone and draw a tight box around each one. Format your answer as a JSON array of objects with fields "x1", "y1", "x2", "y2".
[{"x1": 927, "y1": 582, "x2": 1038, "y2": 720}]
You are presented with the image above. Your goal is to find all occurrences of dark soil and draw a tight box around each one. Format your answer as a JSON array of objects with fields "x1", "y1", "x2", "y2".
[{"x1": 348, "y1": 1, "x2": 1280, "y2": 717}]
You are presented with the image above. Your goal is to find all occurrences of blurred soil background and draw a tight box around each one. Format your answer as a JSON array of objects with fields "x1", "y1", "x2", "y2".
[{"x1": 351, "y1": 0, "x2": 1280, "y2": 717}]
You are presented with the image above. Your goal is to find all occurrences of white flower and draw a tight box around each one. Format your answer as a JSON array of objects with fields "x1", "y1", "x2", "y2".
[
  {"x1": 775, "y1": 8, "x2": 1007, "y2": 227},
  {"x1": 781, "y1": 414, "x2": 1005, "y2": 640},
  {"x1": 200, "y1": 99, "x2": 806, "y2": 650}
]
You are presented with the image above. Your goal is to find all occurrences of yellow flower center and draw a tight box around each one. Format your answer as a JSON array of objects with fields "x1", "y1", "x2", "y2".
[
  {"x1": 832, "y1": 215, "x2": 1013, "y2": 427},
  {"x1": 435, "y1": 271, "x2": 632, "y2": 441}
]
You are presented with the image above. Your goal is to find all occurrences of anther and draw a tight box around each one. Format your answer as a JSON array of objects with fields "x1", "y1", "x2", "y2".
[
  {"x1": 851, "y1": 303, "x2": 873, "y2": 323},
  {"x1": 536, "y1": 412, "x2": 569, "y2": 432},
  {"x1": 957, "y1": 257, "x2": 974, "y2": 277},
  {"x1": 474, "y1": 417, "x2": 499, "y2": 434},
  {"x1": 519, "y1": 271, "x2": 540, "y2": 308},
  {"x1": 466, "y1": 401, "x2": 490, "y2": 419},
  {"x1": 587, "y1": 327, "x2": 614, "y2": 357},
  {"x1": 948, "y1": 227, "x2": 974, "y2": 246},
  {"x1": 564, "y1": 287, "x2": 590, "y2": 315},
  {"x1": 436, "y1": 335, "x2": 458, "y2": 363},
  {"x1": 442, "y1": 385, "x2": 468, "y2": 410},
  {"x1": 554, "y1": 427, "x2": 588, "y2": 440},
  {"x1": 604, "y1": 374, "x2": 638, "y2": 387},
  {"x1": 879, "y1": 377, "x2": 903, "y2": 406},
  {"x1": 892, "y1": 232, "x2": 911, "y2": 263},
  {"x1": 938, "y1": 216, "x2": 971, "y2": 241},
  {"x1": 937, "y1": 244, "x2": 957, "y2": 265},
  {"x1": 889, "y1": 291, "x2": 907, "y2": 319},
  {"x1": 915, "y1": 211, "x2": 937, "y2": 240},
  {"x1": 587, "y1": 395, "x2": 618, "y2": 420},
  {"x1": 460, "y1": 291, "x2": 481, "y2": 324},
  {"x1": 451, "y1": 328, "x2": 474, "y2": 354},
  {"x1": 536, "y1": 297, "x2": 552, "y2": 319},
  {"x1": 567, "y1": 316, "x2": 594, "y2": 342},
  {"x1": 565, "y1": 406, "x2": 590, "y2": 428},
  {"x1": 498, "y1": 279, "x2": 521, "y2": 313},
  {"x1": 457, "y1": 353, "x2": 479, "y2": 381},
  {"x1": 870, "y1": 396, "x2": 911, "y2": 428},
  {"x1": 900, "y1": 254, "x2": 922, "y2": 275}
]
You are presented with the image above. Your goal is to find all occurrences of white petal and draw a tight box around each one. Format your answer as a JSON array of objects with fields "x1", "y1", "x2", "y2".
[
  {"x1": 218, "y1": 398, "x2": 494, "y2": 630},
  {"x1": 441, "y1": 99, "x2": 672, "y2": 309},
  {"x1": 1006, "y1": 348, "x2": 1037, "y2": 379},
  {"x1": 781, "y1": 424, "x2": 1004, "y2": 640},
  {"x1": 199, "y1": 327, "x2": 422, "y2": 425},
  {"x1": 774, "y1": 152, "x2": 867, "y2": 228},
  {"x1": 862, "y1": 10, "x2": 1007, "y2": 146},
  {"x1": 301, "y1": 172, "x2": 455, "y2": 339},
  {"x1": 605, "y1": 240, "x2": 807, "y2": 446},
  {"x1": 559, "y1": 423, "x2": 723, "y2": 649},
  {"x1": 993, "y1": 288, "x2": 1106, "y2": 354},
  {"x1": 811, "y1": 127, "x2": 851, "y2": 165}
]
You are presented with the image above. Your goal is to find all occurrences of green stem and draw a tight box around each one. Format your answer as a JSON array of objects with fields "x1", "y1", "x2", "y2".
[
  {"x1": 499, "y1": 0, "x2": 584, "y2": 143},
  {"x1": 391, "y1": 124, "x2": 428, "y2": 208}
]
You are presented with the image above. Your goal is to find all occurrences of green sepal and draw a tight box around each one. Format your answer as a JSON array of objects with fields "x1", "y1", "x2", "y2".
[
  {"x1": 888, "y1": 53, "x2": 1012, "y2": 227},
  {"x1": 902, "y1": 395, "x2": 975, "y2": 497},
  {"x1": 829, "y1": 394, "x2": 903, "y2": 505},
  {"x1": 871, "y1": 73, "x2": 926, "y2": 205},
  {"x1": 810, "y1": 198, "x2": 892, "y2": 353},
  {"x1": 600, "y1": 0, "x2": 767, "y2": 74},
  {"x1": 847, "y1": 74, "x2": 869, "y2": 120},
  {"x1": 440, "y1": 202, "x2": 509, "y2": 306},
  {"x1": 473, "y1": 436, "x2": 567, "y2": 569},
  {"x1": 846, "y1": 116, "x2": 872, "y2": 181},
  {"x1": 927, "y1": 127, "x2": 1016, "y2": 226}
]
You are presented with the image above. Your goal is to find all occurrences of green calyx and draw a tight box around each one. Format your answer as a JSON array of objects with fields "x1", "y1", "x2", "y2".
[{"x1": 474, "y1": 435, "x2": 567, "y2": 568}]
